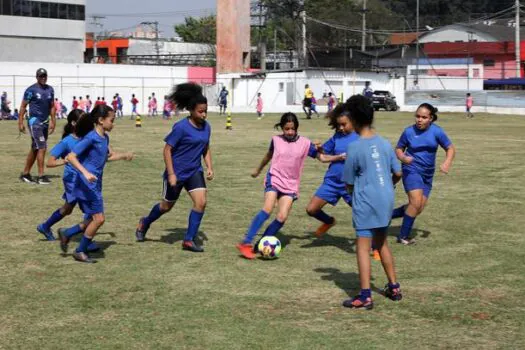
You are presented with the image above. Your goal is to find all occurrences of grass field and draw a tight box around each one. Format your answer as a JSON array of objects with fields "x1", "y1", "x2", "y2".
[{"x1": 1, "y1": 111, "x2": 524, "y2": 349}]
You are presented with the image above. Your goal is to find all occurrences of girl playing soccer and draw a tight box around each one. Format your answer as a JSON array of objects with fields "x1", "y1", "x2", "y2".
[
  {"x1": 236, "y1": 112, "x2": 345, "y2": 259},
  {"x1": 341, "y1": 95, "x2": 402, "y2": 309},
  {"x1": 66, "y1": 105, "x2": 133, "y2": 263},
  {"x1": 392, "y1": 103, "x2": 455, "y2": 245},
  {"x1": 306, "y1": 102, "x2": 359, "y2": 237},
  {"x1": 135, "y1": 83, "x2": 214, "y2": 253},
  {"x1": 36, "y1": 109, "x2": 86, "y2": 241},
  {"x1": 256, "y1": 92, "x2": 263, "y2": 119}
]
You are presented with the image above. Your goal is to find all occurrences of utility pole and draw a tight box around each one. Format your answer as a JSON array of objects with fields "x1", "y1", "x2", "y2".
[
  {"x1": 301, "y1": 10, "x2": 307, "y2": 67},
  {"x1": 415, "y1": 0, "x2": 420, "y2": 87},
  {"x1": 516, "y1": 0, "x2": 521, "y2": 78},
  {"x1": 141, "y1": 21, "x2": 161, "y2": 64},
  {"x1": 361, "y1": 0, "x2": 367, "y2": 51},
  {"x1": 90, "y1": 15, "x2": 105, "y2": 63}
]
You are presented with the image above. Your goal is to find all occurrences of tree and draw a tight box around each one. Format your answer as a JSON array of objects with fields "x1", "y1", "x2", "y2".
[{"x1": 174, "y1": 16, "x2": 216, "y2": 44}]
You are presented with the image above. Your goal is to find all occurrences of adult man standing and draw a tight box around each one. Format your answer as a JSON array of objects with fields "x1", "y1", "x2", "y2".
[
  {"x1": 218, "y1": 86, "x2": 228, "y2": 115},
  {"x1": 18, "y1": 68, "x2": 56, "y2": 185}
]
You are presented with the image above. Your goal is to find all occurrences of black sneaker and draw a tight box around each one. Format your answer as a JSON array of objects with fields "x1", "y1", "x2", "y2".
[
  {"x1": 37, "y1": 175, "x2": 51, "y2": 185},
  {"x1": 20, "y1": 173, "x2": 35, "y2": 184},
  {"x1": 135, "y1": 217, "x2": 149, "y2": 242},
  {"x1": 384, "y1": 283, "x2": 403, "y2": 301},
  {"x1": 73, "y1": 251, "x2": 97, "y2": 264},
  {"x1": 182, "y1": 240, "x2": 204, "y2": 252}
]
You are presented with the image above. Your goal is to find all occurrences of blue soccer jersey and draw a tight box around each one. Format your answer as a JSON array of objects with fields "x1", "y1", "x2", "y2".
[
  {"x1": 322, "y1": 131, "x2": 359, "y2": 185},
  {"x1": 50, "y1": 135, "x2": 79, "y2": 182},
  {"x1": 342, "y1": 135, "x2": 401, "y2": 230},
  {"x1": 164, "y1": 117, "x2": 211, "y2": 182},
  {"x1": 23, "y1": 83, "x2": 54, "y2": 123},
  {"x1": 396, "y1": 124, "x2": 452, "y2": 177},
  {"x1": 72, "y1": 130, "x2": 110, "y2": 201}
]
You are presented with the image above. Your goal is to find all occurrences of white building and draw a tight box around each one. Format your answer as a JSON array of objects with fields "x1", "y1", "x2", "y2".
[{"x1": 0, "y1": 0, "x2": 86, "y2": 63}]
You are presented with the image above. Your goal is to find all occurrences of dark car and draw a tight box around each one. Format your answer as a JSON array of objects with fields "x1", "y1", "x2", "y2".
[{"x1": 371, "y1": 90, "x2": 399, "y2": 111}]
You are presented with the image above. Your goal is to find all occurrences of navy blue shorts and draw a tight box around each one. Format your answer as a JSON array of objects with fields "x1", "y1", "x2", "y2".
[
  {"x1": 402, "y1": 170, "x2": 433, "y2": 198},
  {"x1": 264, "y1": 172, "x2": 297, "y2": 200},
  {"x1": 314, "y1": 181, "x2": 352, "y2": 206},
  {"x1": 162, "y1": 171, "x2": 206, "y2": 202},
  {"x1": 28, "y1": 120, "x2": 48, "y2": 150}
]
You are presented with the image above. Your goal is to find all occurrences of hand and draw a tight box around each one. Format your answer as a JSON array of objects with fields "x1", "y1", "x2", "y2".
[
  {"x1": 402, "y1": 156, "x2": 413, "y2": 165},
  {"x1": 206, "y1": 168, "x2": 214, "y2": 180},
  {"x1": 338, "y1": 153, "x2": 347, "y2": 161},
  {"x1": 440, "y1": 161, "x2": 451, "y2": 174},
  {"x1": 251, "y1": 169, "x2": 260, "y2": 178},
  {"x1": 18, "y1": 123, "x2": 26, "y2": 133},
  {"x1": 125, "y1": 152, "x2": 134, "y2": 161},
  {"x1": 84, "y1": 172, "x2": 97, "y2": 183},
  {"x1": 313, "y1": 140, "x2": 323, "y2": 151},
  {"x1": 168, "y1": 173, "x2": 177, "y2": 187},
  {"x1": 49, "y1": 121, "x2": 56, "y2": 135}
]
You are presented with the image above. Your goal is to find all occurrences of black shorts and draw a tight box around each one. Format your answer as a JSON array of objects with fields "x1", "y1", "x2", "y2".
[
  {"x1": 303, "y1": 98, "x2": 312, "y2": 108},
  {"x1": 162, "y1": 171, "x2": 206, "y2": 202}
]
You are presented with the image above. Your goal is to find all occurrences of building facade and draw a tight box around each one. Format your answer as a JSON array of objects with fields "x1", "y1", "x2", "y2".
[{"x1": 0, "y1": 0, "x2": 86, "y2": 63}]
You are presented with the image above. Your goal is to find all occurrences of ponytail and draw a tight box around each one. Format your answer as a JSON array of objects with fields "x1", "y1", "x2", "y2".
[
  {"x1": 62, "y1": 109, "x2": 86, "y2": 139},
  {"x1": 168, "y1": 82, "x2": 207, "y2": 111},
  {"x1": 76, "y1": 105, "x2": 113, "y2": 137}
]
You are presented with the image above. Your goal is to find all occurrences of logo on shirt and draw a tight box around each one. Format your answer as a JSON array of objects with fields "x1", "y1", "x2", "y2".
[{"x1": 36, "y1": 93, "x2": 41, "y2": 100}]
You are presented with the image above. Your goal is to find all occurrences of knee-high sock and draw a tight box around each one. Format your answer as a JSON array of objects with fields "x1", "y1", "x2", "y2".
[
  {"x1": 399, "y1": 214, "x2": 416, "y2": 240},
  {"x1": 311, "y1": 210, "x2": 334, "y2": 225},
  {"x1": 184, "y1": 210, "x2": 204, "y2": 242},
  {"x1": 243, "y1": 210, "x2": 270, "y2": 244},
  {"x1": 392, "y1": 205, "x2": 406, "y2": 219},
  {"x1": 142, "y1": 203, "x2": 164, "y2": 228},
  {"x1": 75, "y1": 235, "x2": 93, "y2": 254},
  {"x1": 262, "y1": 219, "x2": 284, "y2": 237},
  {"x1": 64, "y1": 224, "x2": 83, "y2": 238},
  {"x1": 42, "y1": 209, "x2": 64, "y2": 230}
]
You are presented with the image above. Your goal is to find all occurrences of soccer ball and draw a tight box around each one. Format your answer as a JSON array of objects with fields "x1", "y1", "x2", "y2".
[{"x1": 257, "y1": 236, "x2": 281, "y2": 259}]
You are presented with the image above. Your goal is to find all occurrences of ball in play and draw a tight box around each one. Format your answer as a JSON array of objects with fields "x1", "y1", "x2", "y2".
[{"x1": 258, "y1": 236, "x2": 281, "y2": 259}]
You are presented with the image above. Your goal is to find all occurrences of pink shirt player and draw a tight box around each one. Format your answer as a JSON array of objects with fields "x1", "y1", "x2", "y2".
[{"x1": 256, "y1": 95, "x2": 263, "y2": 114}]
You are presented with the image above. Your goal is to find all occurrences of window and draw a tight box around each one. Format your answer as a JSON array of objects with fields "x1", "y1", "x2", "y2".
[
  {"x1": 483, "y1": 59, "x2": 495, "y2": 67},
  {"x1": 279, "y1": 82, "x2": 284, "y2": 92},
  {"x1": 1, "y1": 1, "x2": 85, "y2": 20}
]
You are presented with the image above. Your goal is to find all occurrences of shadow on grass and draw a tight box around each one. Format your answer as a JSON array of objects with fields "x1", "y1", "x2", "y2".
[
  {"x1": 150, "y1": 228, "x2": 208, "y2": 245},
  {"x1": 314, "y1": 267, "x2": 380, "y2": 297},
  {"x1": 275, "y1": 231, "x2": 311, "y2": 249},
  {"x1": 387, "y1": 225, "x2": 431, "y2": 239},
  {"x1": 300, "y1": 232, "x2": 356, "y2": 254},
  {"x1": 61, "y1": 240, "x2": 117, "y2": 260}
]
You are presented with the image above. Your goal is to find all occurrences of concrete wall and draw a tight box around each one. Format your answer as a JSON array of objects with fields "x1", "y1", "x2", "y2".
[
  {"x1": 419, "y1": 27, "x2": 496, "y2": 43},
  {"x1": 128, "y1": 40, "x2": 214, "y2": 56}
]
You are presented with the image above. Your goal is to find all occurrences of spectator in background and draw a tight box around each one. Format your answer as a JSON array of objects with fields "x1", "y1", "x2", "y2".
[
  {"x1": 131, "y1": 94, "x2": 141, "y2": 119},
  {"x1": 11, "y1": 108, "x2": 19, "y2": 120},
  {"x1": 85, "y1": 94, "x2": 92, "y2": 113},
  {"x1": 111, "y1": 95, "x2": 119, "y2": 116},
  {"x1": 147, "y1": 96, "x2": 153, "y2": 117},
  {"x1": 72, "y1": 96, "x2": 78, "y2": 110},
  {"x1": 101, "y1": 97, "x2": 107, "y2": 105},
  {"x1": 54, "y1": 98, "x2": 62, "y2": 119},
  {"x1": 152, "y1": 92, "x2": 158, "y2": 116},
  {"x1": 303, "y1": 84, "x2": 313, "y2": 119},
  {"x1": 78, "y1": 96, "x2": 86, "y2": 112},
  {"x1": 310, "y1": 93, "x2": 320, "y2": 118},
  {"x1": 256, "y1": 92, "x2": 263, "y2": 119},
  {"x1": 116, "y1": 93, "x2": 123, "y2": 118},
  {"x1": 218, "y1": 86, "x2": 228, "y2": 115},
  {"x1": 466, "y1": 93, "x2": 474, "y2": 119},
  {"x1": 362, "y1": 81, "x2": 374, "y2": 100},
  {"x1": 327, "y1": 92, "x2": 337, "y2": 113},
  {"x1": 1, "y1": 91, "x2": 11, "y2": 119}
]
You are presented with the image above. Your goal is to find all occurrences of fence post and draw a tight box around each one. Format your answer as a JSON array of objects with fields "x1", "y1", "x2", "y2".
[
  {"x1": 103, "y1": 77, "x2": 106, "y2": 99},
  {"x1": 141, "y1": 77, "x2": 145, "y2": 115},
  {"x1": 12, "y1": 75, "x2": 16, "y2": 109}
]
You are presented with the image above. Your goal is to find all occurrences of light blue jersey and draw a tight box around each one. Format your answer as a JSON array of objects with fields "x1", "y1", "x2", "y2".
[{"x1": 342, "y1": 135, "x2": 401, "y2": 230}]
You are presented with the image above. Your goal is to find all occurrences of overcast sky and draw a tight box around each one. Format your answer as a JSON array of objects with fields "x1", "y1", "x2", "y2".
[{"x1": 86, "y1": 0, "x2": 217, "y2": 37}]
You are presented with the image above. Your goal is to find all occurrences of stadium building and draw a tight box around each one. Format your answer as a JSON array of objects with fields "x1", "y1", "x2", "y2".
[{"x1": 0, "y1": 0, "x2": 85, "y2": 63}]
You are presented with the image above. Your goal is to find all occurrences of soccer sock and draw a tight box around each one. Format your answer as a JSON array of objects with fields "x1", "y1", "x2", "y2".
[
  {"x1": 184, "y1": 210, "x2": 204, "y2": 242},
  {"x1": 64, "y1": 224, "x2": 83, "y2": 238},
  {"x1": 399, "y1": 214, "x2": 416, "y2": 240},
  {"x1": 311, "y1": 210, "x2": 334, "y2": 225},
  {"x1": 388, "y1": 282, "x2": 400, "y2": 290},
  {"x1": 243, "y1": 210, "x2": 270, "y2": 244},
  {"x1": 75, "y1": 235, "x2": 92, "y2": 254},
  {"x1": 360, "y1": 288, "x2": 372, "y2": 300},
  {"x1": 42, "y1": 209, "x2": 64, "y2": 230},
  {"x1": 392, "y1": 205, "x2": 406, "y2": 219},
  {"x1": 262, "y1": 219, "x2": 284, "y2": 237},
  {"x1": 143, "y1": 203, "x2": 164, "y2": 228}
]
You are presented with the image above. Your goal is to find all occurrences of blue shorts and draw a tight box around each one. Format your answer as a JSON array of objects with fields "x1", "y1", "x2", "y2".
[
  {"x1": 314, "y1": 181, "x2": 352, "y2": 206},
  {"x1": 402, "y1": 171, "x2": 433, "y2": 198},
  {"x1": 132, "y1": 105, "x2": 137, "y2": 113},
  {"x1": 28, "y1": 119, "x2": 48, "y2": 150},
  {"x1": 62, "y1": 178, "x2": 78, "y2": 205},
  {"x1": 356, "y1": 226, "x2": 388, "y2": 238},
  {"x1": 264, "y1": 172, "x2": 297, "y2": 200},
  {"x1": 163, "y1": 171, "x2": 206, "y2": 202},
  {"x1": 78, "y1": 197, "x2": 104, "y2": 215}
]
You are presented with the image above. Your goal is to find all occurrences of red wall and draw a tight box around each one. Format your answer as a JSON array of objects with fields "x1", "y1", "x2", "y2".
[{"x1": 187, "y1": 67, "x2": 216, "y2": 84}]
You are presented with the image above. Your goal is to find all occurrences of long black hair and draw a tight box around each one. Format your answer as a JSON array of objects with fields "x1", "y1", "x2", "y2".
[
  {"x1": 274, "y1": 112, "x2": 299, "y2": 131},
  {"x1": 326, "y1": 102, "x2": 351, "y2": 130},
  {"x1": 417, "y1": 103, "x2": 439, "y2": 122},
  {"x1": 76, "y1": 105, "x2": 114, "y2": 137},
  {"x1": 62, "y1": 109, "x2": 86, "y2": 139},
  {"x1": 346, "y1": 94, "x2": 374, "y2": 129},
  {"x1": 168, "y1": 83, "x2": 207, "y2": 111}
]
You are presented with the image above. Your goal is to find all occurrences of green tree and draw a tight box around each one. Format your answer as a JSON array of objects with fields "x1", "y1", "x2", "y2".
[{"x1": 174, "y1": 16, "x2": 216, "y2": 44}]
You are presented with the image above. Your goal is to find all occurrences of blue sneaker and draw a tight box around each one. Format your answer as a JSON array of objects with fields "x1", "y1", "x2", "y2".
[{"x1": 37, "y1": 224, "x2": 56, "y2": 241}]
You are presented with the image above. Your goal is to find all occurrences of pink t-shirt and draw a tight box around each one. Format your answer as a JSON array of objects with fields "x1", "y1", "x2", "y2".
[
  {"x1": 466, "y1": 96, "x2": 473, "y2": 108},
  {"x1": 256, "y1": 97, "x2": 263, "y2": 113},
  {"x1": 265, "y1": 135, "x2": 315, "y2": 196},
  {"x1": 78, "y1": 100, "x2": 86, "y2": 110},
  {"x1": 54, "y1": 100, "x2": 61, "y2": 112}
]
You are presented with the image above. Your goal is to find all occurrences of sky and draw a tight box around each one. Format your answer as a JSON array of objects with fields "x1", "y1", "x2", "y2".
[{"x1": 85, "y1": 0, "x2": 217, "y2": 37}]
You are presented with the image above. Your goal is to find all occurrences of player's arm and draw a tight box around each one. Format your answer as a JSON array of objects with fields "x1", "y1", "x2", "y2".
[
  {"x1": 66, "y1": 152, "x2": 96, "y2": 182},
  {"x1": 317, "y1": 153, "x2": 346, "y2": 163},
  {"x1": 107, "y1": 146, "x2": 133, "y2": 162},
  {"x1": 440, "y1": 144, "x2": 456, "y2": 174},
  {"x1": 49, "y1": 104, "x2": 56, "y2": 135},
  {"x1": 395, "y1": 147, "x2": 412, "y2": 165},
  {"x1": 18, "y1": 100, "x2": 28, "y2": 133},
  {"x1": 203, "y1": 144, "x2": 214, "y2": 180},
  {"x1": 163, "y1": 143, "x2": 177, "y2": 186},
  {"x1": 392, "y1": 171, "x2": 402, "y2": 186},
  {"x1": 47, "y1": 155, "x2": 67, "y2": 168},
  {"x1": 252, "y1": 151, "x2": 272, "y2": 178}
]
